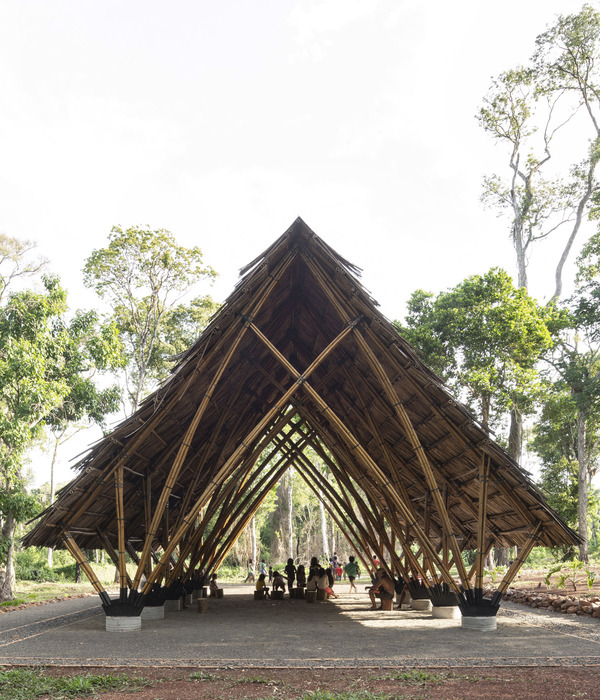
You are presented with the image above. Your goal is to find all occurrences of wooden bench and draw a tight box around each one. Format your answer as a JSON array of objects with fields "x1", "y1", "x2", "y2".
[
  {"x1": 210, "y1": 588, "x2": 224, "y2": 598},
  {"x1": 381, "y1": 598, "x2": 394, "y2": 611},
  {"x1": 197, "y1": 598, "x2": 209, "y2": 613},
  {"x1": 305, "y1": 590, "x2": 317, "y2": 603},
  {"x1": 271, "y1": 590, "x2": 284, "y2": 600},
  {"x1": 316, "y1": 588, "x2": 329, "y2": 601},
  {"x1": 254, "y1": 589, "x2": 269, "y2": 600}
]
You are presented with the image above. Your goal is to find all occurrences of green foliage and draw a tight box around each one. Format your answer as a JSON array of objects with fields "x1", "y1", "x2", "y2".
[
  {"x1": 544, "y1": 559, "x2": 597, "y2": 592},
  {"x1": 484, "y1": 565, "x2": 507, "y2": 584},
  {"x1": 398, "y1": 268, "x2": 553, "y2": 430},
  {"x1": 0, "y1": 668, "x2": 149, "y2": 700},
  {"x1": 15, "y1": 548, "x2": 77, "y2": 581},
  {"x1": 83, "y1": 225, "x2": 218, "y2": 413}
]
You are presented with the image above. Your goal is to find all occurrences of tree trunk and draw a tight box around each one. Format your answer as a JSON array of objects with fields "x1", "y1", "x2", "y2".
[
  {"x1": 494, "y1": 407, "x2": 523, "y2": 567},
  {"x1": 0, "y1": 510, "x2": 16, "y2": 603},
  {"x1": 319, "y1": 490, "x2": 329, "y2": 561},
  {"x1": 508, "y1": 408, "x2": 522, "y2": 464},
  {"x1": 287, "y1": 471, "x2": 294, "y2": 559},
  {"x1": 250, "y1": 515, "x2": 257, "y2": 572},
  {"x1": 47, "y1": 436, "x2": 59, "y2": 568},
  {"x1": 577, "y1": 413, "x2": 589, "y2": 563}
]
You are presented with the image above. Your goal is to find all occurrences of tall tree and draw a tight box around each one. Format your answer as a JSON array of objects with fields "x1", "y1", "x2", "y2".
[
  {"x1": 537, "y1": 230, "x2": 600, "y2": 560},
  {"x1": 0, "y1": 234, "x2": 47, "y2": 304},
  {"x1": 83, "y1": 225, "x2": 218, "y2": 414},
  {"x1": 478, "y1": 4, "x2": 600, "y2": 301},
  {"x1": 0, "y1": 275, "x2": 122, "y2": 601},
  {"x1": 43, "y1": 310, "x2": 122, "y2": 565},
  {"x1": 399, "y1": 268, "x2": 554, "y2": 452}
]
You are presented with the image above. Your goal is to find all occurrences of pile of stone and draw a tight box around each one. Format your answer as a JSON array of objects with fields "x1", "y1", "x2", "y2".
[{"x1": 490, "y1": 586, "x2": 600, "y2": 618}]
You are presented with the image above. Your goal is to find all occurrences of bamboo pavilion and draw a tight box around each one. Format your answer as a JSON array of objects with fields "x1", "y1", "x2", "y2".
[{"x1": 23, "y1": 218, "x2": 580, "y2": 629}]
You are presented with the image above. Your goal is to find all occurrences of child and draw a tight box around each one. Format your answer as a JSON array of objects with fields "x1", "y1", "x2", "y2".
[
  {"x1": 209, "y1": 573, "x2": 219, "y2": 596},
  {"x1": 272, "y1": 570, "x2": 286, "y2": 592},
  {"x1": 296, "y1": 564, "x2": 306, "y2": 588},
  {"x1": 255, "y1": 573, "x2": 270, "y2": 598},
  {"x1": 324, "y1": 567, "x2": 339, "y2": 599},
  {"x1": 284, "y1": 558, "x2": 297, "y2": 593}
]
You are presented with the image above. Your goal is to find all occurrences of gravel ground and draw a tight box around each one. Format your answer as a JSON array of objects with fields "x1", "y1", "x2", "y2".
[{"x1": 1, "y1": 584, "x2": 600, "y2": 669}]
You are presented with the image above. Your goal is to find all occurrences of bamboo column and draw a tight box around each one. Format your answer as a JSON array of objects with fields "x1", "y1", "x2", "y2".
[
  {"x1": 62, "y1": 531, "x2": 110, "y2": 607},
  {"x1": 475, "y1": 453, "x2": 491, "y2": 591},
  {"x1": 114, "y1": 463, "x2": 127, "y2": 598}
]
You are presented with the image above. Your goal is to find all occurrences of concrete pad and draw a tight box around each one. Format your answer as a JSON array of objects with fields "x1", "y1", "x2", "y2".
[{"x1": 1, "y1": 584, "x2": 600, "y2": 668}]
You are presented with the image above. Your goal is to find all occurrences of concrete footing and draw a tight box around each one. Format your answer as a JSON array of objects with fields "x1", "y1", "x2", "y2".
[
  {"x1": 410, "y1": 598, "x2": 431, "y2": 611},
  {"x1": 105, "y1": 616, "x2": 142, "y2": 632},
  {"x1": 141, "y1": 605, "x2": 164, "y2": 620},
  {"x1": 164, "y1": 598, "x2": 182, "y2": 612},
  {"x1": 461, "y1": 616, "x2": 497, "y2": 631},
  {"x1": 185, "y1": 593, "x2": 194, "y2": 606},
  {"x1": 432, "y1": 605, "x2": 461, "y2": 620}
]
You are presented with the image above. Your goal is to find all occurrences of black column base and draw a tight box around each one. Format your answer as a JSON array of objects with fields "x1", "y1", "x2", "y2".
[
  {"x1": 102, "y1": 588, "x2": 144, "y2": 616},
  {"x1": 458, "y1": 587, "x2": 501, "y2": 617},
  {"x1": 406, "y1": 577, "x2": 430, "y2": 600},
  {"x1": 428, "y1": 582, "x2": 461, "y2": 607}
]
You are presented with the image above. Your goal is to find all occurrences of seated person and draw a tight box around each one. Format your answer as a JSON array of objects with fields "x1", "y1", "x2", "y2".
[
  {"x1": 272, "y1": 570, "x2": 286, "y2": 592},
  {"x1": 296, "y1": 564, "x2": 307, "y2": 588},
  {"x1": 366, "y1": 568, "x2": 395, "y2": 610},
  {"x1": 323, "y1": 567, "x2": 339, "y2": 599},
  {"x1": 209, "y1": 573, "x2": 219, "y2": 596},
  {"x1": 306, "y1": 567, "x2": 318, "y2": 591},
  {"x1": 255, "y1": 573, "x2": 270, "y2": 598}
]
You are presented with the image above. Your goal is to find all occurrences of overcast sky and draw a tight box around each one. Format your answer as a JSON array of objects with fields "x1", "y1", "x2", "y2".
[{"x1": 0, "y1": 0, "x2": 590, "y2": 486}]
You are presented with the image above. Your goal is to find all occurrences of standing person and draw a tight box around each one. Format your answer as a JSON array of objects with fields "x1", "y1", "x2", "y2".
[
  {"x1": 244, "y1": 559, "x2": 255, "y2": 583},
  {"x1": 268, "y1": 565, "x2": 273, "y2": 583},
  {"x1": 344, "y1": 556, "x2": 360, "y2": 593},
  {"x1": 284, "y1": 558, "x2": 297, "y2": 595},
  {"x1": 259, "y1": 559, "x2": 267, "y2": 577},
  {"x1": 296, "y1": 564, "x2": 306, "y2": 589},
  {"x1": 335, "y1": 562, "x2": 343, "y2": 582}
]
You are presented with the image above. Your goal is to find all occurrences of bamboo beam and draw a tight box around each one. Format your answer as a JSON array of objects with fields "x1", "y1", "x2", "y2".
[
  {"x1": 62, "y1": 531, "x2": 109, "y2": 604},
  {"x1": 114, "y1": 463, "x2": 127, "y2": 594},
  {"x1": 494, "y1": 522, "x2": 543, "y2": 599},
  {"x1": 475, "y1": 453, "x2": 491, "y2": 590},
  {"x1": 297, "y1": 408, "x2": 426, "y2": 582},
  {"x1": 141, "y1": 317, "x2": 360, "y2": 593},
  {"x1": 303, "y1": 255, "x2": 470, "y2": 590},
  {"x1": 97, "y1": 528, "x2": 133, "y2": 588}
]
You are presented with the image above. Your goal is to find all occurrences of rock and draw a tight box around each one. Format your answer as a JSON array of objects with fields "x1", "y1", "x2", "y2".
[{"x1": 566, "y1": 605, "x2": 579, "y2": 614}]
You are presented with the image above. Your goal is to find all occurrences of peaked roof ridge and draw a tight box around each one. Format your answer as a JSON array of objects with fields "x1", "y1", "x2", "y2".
[{"x1": 238, "y1": 217, "x2": 363, "y2": 279}]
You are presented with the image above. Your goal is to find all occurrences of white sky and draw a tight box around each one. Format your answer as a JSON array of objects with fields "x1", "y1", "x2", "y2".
[{"x1": 0, "y1": 0, "x2": 590, "y2": 487}]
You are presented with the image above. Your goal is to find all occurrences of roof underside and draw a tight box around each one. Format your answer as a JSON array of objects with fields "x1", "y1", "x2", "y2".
[{"x1": 24, "y1": 218, "x2": 579, "y2": 554}]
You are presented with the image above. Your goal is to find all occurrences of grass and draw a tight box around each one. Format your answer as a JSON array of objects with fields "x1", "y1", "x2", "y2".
[
  {"x1": 12, "y1": 581, "x2": 102, "y2": 606},
  {"x1": 0, "y1": 668, "x2": 150, "y2": 700},
  {"x1": 368, "y1": 670, "x2": 449, "y2": 685},
  {"x1": 189, "y1": 670, "x2": 224, "y2": 682}
]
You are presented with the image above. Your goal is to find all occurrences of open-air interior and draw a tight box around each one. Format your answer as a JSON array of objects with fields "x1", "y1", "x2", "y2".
[{"x1": 23, "y1": 217, "x2": 580, "y2": 630}]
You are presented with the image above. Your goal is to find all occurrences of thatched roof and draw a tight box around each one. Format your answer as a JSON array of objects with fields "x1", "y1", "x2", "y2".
[{"x1": 24, "y1": 218, "x2": 579, "y2": 565}]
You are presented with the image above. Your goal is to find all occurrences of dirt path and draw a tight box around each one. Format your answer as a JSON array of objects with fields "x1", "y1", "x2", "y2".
[{"x1": 34, "y1": 664, "x2": 600, "y2": 699}]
